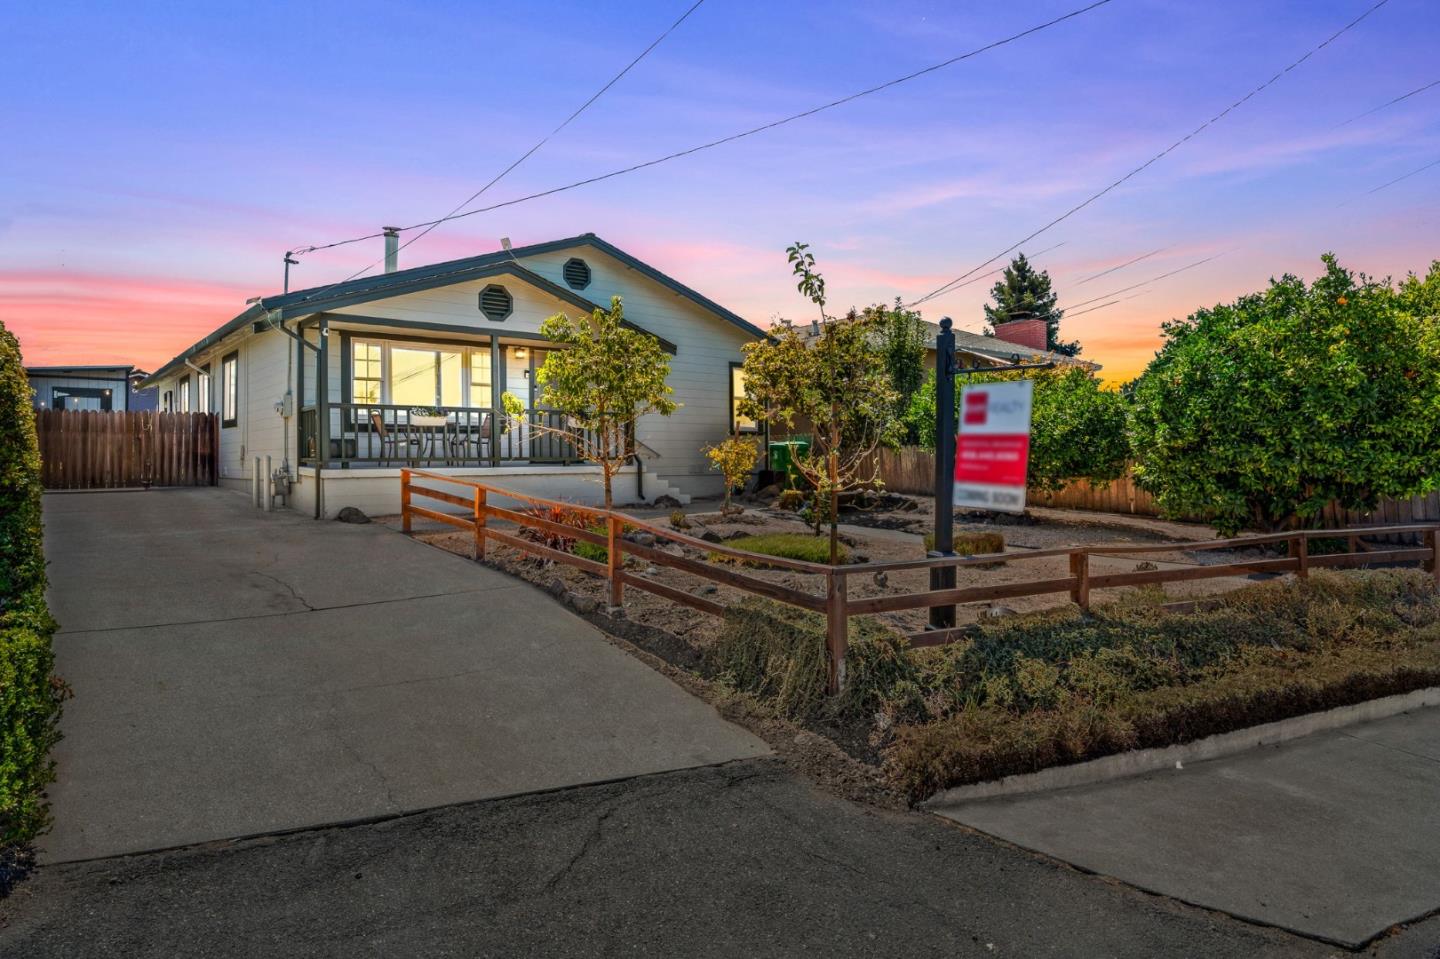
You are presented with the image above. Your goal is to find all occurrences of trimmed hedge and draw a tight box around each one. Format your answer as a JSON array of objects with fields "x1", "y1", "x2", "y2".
[{"x1": 0, "y1": 321, "x2": 65, "y2": 847}]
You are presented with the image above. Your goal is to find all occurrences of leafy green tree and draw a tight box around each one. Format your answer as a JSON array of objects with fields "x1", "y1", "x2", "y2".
[
  {"x1": 1128, "y1": 255, "x2": 1440, "y2": 535},
  {"x1": 866, "y1": 300, "x2": 928, "y2": 441},
  {"x1": 741, "y1": 249, "x2": 900, "y2": 562},
  {"x1": 906, "y1": 366, "x2": 1128, "y2": 494},
  {"x1": 984, "y1": 252, "x2": 1078, "y2": 356},
  {"x1": 530, "y1": 297, "x2": 678, "y2": 509}
]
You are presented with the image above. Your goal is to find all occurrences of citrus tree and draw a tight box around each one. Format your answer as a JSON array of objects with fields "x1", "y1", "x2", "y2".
[
  {"x1": 739, "y1": 314, "x2": 899, "y2": 563},
  {"x1": 530, "y1": 296, "x2": 677, "y2": 509},
  {"x1": 1128, "y1": 255, "x2": 1440, "y2": 534},
  {"x1": 906, "y1": 364, "x2": 1129, "y2": 494}
]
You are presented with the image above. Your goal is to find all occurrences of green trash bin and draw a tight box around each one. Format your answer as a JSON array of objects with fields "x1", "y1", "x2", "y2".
[{"x1": 768, "y1": 437, "x2": 811, "y2": 487}]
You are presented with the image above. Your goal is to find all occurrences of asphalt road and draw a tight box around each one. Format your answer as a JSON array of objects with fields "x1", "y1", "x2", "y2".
[{"x1": 2, "y1": 758, "x2": 1398, "y2": 959}]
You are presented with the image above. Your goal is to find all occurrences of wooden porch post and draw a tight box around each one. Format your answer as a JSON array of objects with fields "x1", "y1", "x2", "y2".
[
  {"x1": 1426, "y1": 528, "x2": 1439, "y2": 587},
  {"x1": 489, "y1": 337, "x2": 502, "y2": 467},
  {"x1": 1295, "y1": 534, "x2": 1309, "y2": 578},
  {"x1": 607, "y1": 513, "x2": 624, "y2": 609},
  {"x1": 474, "y1": 487, "x2": 487, "y2": 561},
  {"x1": 315, "y1": 316, "x2": 330, "y2": 519},
  {"x1": 1069, "y1": 550, "x2": 1090, "y2": 611}
]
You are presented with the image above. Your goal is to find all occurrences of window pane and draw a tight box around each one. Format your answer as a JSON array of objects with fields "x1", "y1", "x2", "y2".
[
  {"x1": 390, "y1": 348, "x2": 437, "y2": 407},
  {"x1": 470, "y1": 349, "x2": 492, "y2": 398},
  {"x1": 440, "y1": 351, "x2": 463, "y2": 407},
  {"x1": 732, "y1": 366, "x2": 756, "y2": 431}
]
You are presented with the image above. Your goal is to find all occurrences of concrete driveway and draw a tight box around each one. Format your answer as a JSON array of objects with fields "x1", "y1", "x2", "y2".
[{"x1": 40, "y1": 487, "x2": 766, "y2": 863}]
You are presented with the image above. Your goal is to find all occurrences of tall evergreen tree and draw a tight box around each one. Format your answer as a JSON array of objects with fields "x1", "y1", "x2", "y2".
[{"x1": 983, "y1": 253, "x2": 1080, "y2": 356}]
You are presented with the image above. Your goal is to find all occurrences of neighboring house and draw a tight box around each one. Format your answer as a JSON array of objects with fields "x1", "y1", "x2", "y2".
[
  {"x1": 140, "y1": 233, "x2": 766, "y2": 517},
  {"x1": 26, "y1": 365, "x2": 155, "y2": 411},
  {"x1": 792, "y1": 315, "x2": 1099, "y2": 372}
]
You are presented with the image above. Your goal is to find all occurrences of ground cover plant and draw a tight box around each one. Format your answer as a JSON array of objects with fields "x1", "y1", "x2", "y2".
[
  {"x1": 707, "y1": 569, "x2": 1440, "y2": 801},
  {"x1": 0, "y1": 321, "x2": 67, "y2": 849},
  {"x1": 710, "y1": 532, "x2": 846, "y2": 566}
]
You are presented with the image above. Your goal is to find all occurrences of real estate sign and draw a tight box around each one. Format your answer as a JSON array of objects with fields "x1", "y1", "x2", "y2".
[{"x1": 954, "y1": 379, "x2": 1034, "y2": 514}]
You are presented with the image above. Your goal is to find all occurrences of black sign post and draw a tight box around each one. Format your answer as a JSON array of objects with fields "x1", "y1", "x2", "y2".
[{"x1": 928, "y1": 317, "x2": 1055, "y2": 631}]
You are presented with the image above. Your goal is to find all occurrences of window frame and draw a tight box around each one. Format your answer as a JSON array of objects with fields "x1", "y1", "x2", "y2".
[
  {"x1": 220, "y1": 352, "x2": 239, "y2": 428},
  {"x1": 197, "y1": 364, "x2": 211, "y2": 414},
  {"x1": 177, "y1": 374, "x2": 191, "y2": 414},
  {"x1": 729, "y1": 362, "x2": 758, "y2": 434}
]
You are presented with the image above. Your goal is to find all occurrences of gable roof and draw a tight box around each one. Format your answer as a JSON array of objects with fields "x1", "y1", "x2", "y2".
[
  {"x1": 142, "y1": 233, "x2": 751, "y2": 386},
  {"x1": 924, "y1": 321, "x2": 1100, "y2": 371}
]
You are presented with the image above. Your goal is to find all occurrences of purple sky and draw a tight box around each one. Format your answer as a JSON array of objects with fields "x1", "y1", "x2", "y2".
[{"x1": 2, "y1": 0, "x2": 1436, "y2": 380}]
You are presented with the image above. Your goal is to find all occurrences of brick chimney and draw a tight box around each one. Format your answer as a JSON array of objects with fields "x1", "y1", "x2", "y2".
[{"x1": 991, "y1": 317, "x2": 1048, "y2": 353}]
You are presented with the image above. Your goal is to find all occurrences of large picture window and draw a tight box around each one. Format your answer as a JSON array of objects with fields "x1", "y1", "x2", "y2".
[
  {"x1": 221, "y1": 352, "x2": 238, "y2": 427},
  {"x1": 349, "y1": 338, "x2": 496, "y2": 410}
]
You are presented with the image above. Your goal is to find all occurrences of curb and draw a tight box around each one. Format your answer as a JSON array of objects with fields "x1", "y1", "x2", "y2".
[{"x1": 923, "y1": 685, "x2": 1440, "y2": 809}]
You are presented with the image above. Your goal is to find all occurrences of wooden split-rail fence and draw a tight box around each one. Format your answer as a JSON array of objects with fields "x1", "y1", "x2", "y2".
[
  {"x1": 36, "y1": 409, "x2": 219, "y2": 489},
  {"x1": 400, "y1": 469, "x2": 1440, "y2": 694}
]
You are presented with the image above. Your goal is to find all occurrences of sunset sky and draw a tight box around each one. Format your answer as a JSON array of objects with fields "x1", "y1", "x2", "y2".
[{"x1": 3, "y1": 0, "x2": 1436, "y2": 384}]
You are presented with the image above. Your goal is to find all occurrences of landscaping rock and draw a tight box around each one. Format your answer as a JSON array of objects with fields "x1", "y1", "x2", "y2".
[
  {"x1": 753, "y1": 483, "x2": 780, "y2": 502},
  {"x1": 335, "y1": 506, "x2": 371, "y2": 524},
  {"x1": 984, "y1": 605, "x2": 1017, "y2": 619},
  {"x1": 872, "y1": 571, "x2": 889, "y2": 588},
  {"x1": 699, "y1": 529, "x2": 724, "y2": 544},
  {"x1": 569, "y1": 593, "x2": 597, "y2": 615},
  {"x1": 625, "y1": 531, "x2": 658, "y2": 547},
  {"x1": 651, "y1": 494, "x2": 682, "y2": 509},
  {"x1": 700, "y1": 584, "x2": 719, "y2": 595},
  {"x1": 548, "y1": 578, "x2": 567, "y2": 597}
]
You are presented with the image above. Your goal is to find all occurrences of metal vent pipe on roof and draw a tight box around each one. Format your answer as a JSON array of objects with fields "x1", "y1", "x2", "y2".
[{"x1": 383, "y1": 227, "x2": 400, "y2": 274}]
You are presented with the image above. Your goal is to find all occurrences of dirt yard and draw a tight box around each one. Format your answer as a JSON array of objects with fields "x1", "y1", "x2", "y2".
[{"x1": 380, "y1": 490, "x2": 1276, "y2": 650}]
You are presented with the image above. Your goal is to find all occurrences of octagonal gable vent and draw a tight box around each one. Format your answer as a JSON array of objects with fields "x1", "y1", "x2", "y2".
[
  {"x1": 480, "y1": 284, "x2": 513, "y2": 321},
  {"x1": 563, "y1": 257, "x2": 592, "y2": 290}
]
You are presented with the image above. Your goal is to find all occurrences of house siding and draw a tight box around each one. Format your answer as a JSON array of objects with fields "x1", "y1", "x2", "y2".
[{"x1": 27, "y1": 374, "x2": 133, "y2": 411}]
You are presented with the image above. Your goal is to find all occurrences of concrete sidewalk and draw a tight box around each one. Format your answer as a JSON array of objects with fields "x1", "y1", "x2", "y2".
[
  {"x1": 40, "y1": 488, "x2": 766, "y2": 863},
  {"x1": 929, "y1": 705, "x2": 1440, "y2": 948}
]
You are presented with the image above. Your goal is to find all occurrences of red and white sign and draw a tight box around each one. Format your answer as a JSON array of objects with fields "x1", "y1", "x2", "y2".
[{"x1": 954, "y1": 379, "x2": 1033, "y2": 513}]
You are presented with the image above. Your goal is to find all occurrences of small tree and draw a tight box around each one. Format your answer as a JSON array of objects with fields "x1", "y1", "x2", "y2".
[
  {"x1": 742, "y1": 247, "x2": 899, "y2": 562},
  {"x1": 984, "y1": 252, "x2": 1078, "y2": 356},
  {"x1": 703, "y1": 435, "x2": 760, "y2": 513},
  {"x1": 906, "y1": 365, "x2": 1128, "y2": 494},
  {"x1": 529, "y1": 297, "x2": 677, "y2": 509},
  {"x1": 1128, "y1": 254, "x2": 1440, "y2": 534},
  {"x1": 869, "y1": 299, "x2": 928, "y2": 441}
]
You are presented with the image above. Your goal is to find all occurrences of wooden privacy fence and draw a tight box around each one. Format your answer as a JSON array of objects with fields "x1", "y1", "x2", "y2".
[
  {"x1": 871, "y1": 447, "x2": 1440, "y2": 533},
  {"x1": 400, "y1": 469, "x2": 1440, "y2": 694},
  {"x1": 36, "y1": 410, "x2": 219, "y2": 489}
]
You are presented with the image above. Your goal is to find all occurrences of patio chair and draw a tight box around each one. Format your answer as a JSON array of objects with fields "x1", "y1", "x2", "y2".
[
  {"x1": 369, "y1": 410, "x2": 420, "y2": 466},
  {"x1": 447, "y1": 413, "x2": 492, "y2": 465}
]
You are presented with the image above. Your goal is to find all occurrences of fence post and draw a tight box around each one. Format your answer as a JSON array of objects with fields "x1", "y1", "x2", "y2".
[
  {"x1": 1295, "y1": 534, "x2": 1309, "y2": 578},
  {"x1": 1069, "y1": 550, "x2": 1090, "y2": 612},
  {"x1": 1426, "y1": 528, "x2": 1439, "y2": 587},
  {"x1": 607, "y1": 513, "x2": 624, "y2": 610},
  {"x1": 474, "y1": 487, "x2": 487, "y2": 561},
  {"x1": 826, "y1": 569, "x2": 848, "y2": 694},
  {"x1": 401, "y1": 468, "x2": 412, "y2": 533}
]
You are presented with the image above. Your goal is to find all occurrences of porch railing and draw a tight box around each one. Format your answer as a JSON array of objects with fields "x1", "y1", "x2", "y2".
[{"x1": 299, "y1": 403, "x2": 592, "y2": 468}]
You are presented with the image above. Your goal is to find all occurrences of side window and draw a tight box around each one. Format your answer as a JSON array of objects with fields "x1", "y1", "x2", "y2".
[
  {"x1": 162, "y1": 390, "x2": 174, "y2": 413},
  {"x1": 177, "y1": 375, "x2": 191, "y2": 413},
  {"x1": 221, "y1": 352, "x2": 239, "y2": 427},
  {"x1": 730, "y1": 363, "x2": 757, "y2": 433},
  {"x1": 197, "y1": 365, "x2": 212, "y2": 414}
]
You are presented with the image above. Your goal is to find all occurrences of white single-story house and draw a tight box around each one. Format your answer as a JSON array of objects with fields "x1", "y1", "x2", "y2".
[
  {"x1": 140, "y1": 233, "x2": 766, "y2": 517},
  {"x1": 27, "y1": 365, "x2": 155, "y2": 411}
]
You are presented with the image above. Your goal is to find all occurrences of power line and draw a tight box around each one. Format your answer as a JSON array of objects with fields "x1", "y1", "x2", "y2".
[
  {"x1": 283, "y1": 0, "x2": 708, "y2": 301},
  {"x1": 282, "y1": 0, "x2": 1118, "y2": 293},
  {"x1": 1362, "y1": 157, "x2": 1440, "y2": 197},
  {"x1": 906, "y1": 0, "x2": 1392, "y2": 308},
  {"x1": 1335, "y1": 78, "x2": 1440, "y2": 127},
  {"x1": 1073, "y1": 246, "x2": 1167, "y2": 285},
  {"x1": 1065, "y1": 251, "x2": 1229, "y2": 310}
]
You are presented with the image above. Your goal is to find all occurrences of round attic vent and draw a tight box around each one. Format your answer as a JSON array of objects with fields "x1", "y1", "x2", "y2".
[
  {"x1": 479, "y1": 284, "x2": 513, "y2": 321},
  {"x1": 562, "y1": 257, "x2": 592, "y2": 290}
]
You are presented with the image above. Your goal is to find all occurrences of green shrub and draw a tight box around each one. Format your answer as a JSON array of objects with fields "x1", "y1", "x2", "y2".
[
  {"x1": 573, "y1": 524, "x2": 608, "y2": 564},
  {"x1": 921, "y1": 530, "x2": 1005, "y2": 556},
  {"x1": 0, "y1": 321, "x2": 65, "y2": 848},
  {"x1": 884, "y1": 569, "x2": 1440, "y2": 800},
  {"x1": 711, "y1": 532, "x2": 845, "y2": 566}
]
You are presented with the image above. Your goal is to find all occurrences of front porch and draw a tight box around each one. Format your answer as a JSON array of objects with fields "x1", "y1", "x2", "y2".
[{"x1": 293, "y1": 314, "x2": 597, "y2": 470}]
